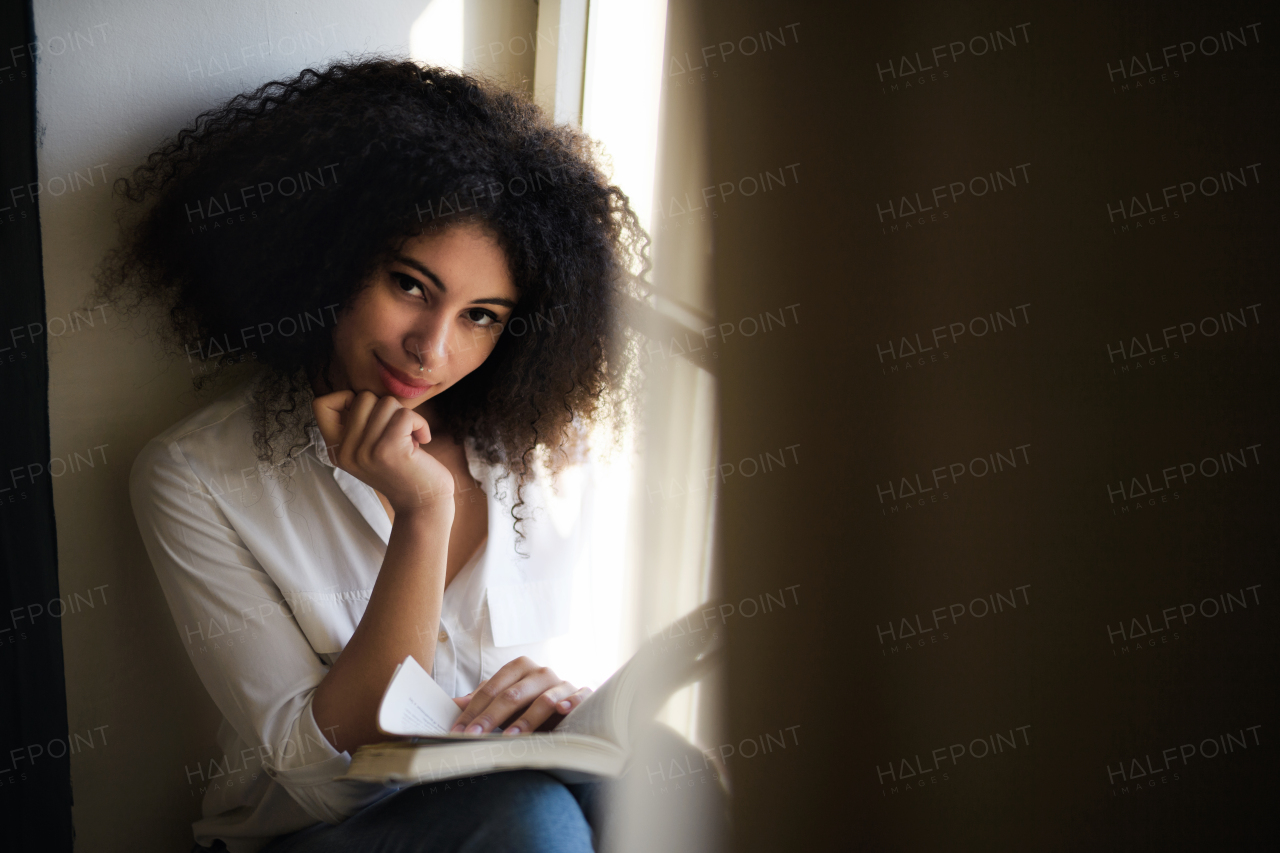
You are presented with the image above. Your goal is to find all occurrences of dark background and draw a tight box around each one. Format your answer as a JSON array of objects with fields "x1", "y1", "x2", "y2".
[{"x1": 701, "y1": 0, "x2": 1277, "y2": 850}]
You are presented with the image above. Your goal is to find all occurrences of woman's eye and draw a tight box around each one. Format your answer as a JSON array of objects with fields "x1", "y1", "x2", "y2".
[
  {"x1": 466, "y1": 308, "x2": 498, "y2": 327},
  {"x1": 394, "y1": 273, "x2": 424, "y2": 298}
]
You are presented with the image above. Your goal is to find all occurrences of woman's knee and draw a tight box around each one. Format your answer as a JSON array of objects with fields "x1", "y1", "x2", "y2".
[{"x1": 463, "y1": 771, "x2": 594, "y2": 852}]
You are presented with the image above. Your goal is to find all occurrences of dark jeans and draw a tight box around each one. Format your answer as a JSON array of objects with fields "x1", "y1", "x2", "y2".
[
  {"x1": 262, "y1": 771, "x2": 598, "y2": 853},
  {"x1": 235, "y1": 724, "x2": 727, "y2": 853}
]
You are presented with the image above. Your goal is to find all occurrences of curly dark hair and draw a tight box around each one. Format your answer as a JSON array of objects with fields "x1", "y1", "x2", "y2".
[{"x1": 96, "y1": 57, "x2": 645, "y2": 538}]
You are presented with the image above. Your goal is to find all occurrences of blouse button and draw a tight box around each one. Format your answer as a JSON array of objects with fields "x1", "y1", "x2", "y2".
[{"x1": 438, "y1": 631, "x2": 448, "y2": 642}]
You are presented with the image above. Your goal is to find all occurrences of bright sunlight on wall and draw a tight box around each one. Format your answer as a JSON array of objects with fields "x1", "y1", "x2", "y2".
[
  {"x1": 411, "y1": 0, "x2": 464, "y2": 70},
  {"x1": 582, "y1": 0, "x2": 670, "y2": 235}
]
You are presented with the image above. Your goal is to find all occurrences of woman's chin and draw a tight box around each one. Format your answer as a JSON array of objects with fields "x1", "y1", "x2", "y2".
[
  {"x1": 377, "y1": 387, "x2": 433, "y2": 405},
  {"x1": 400, "y1": 389, "x2": 434, "y2": 405}
]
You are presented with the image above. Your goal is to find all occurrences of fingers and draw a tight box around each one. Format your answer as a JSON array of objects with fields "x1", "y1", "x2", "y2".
[
  {"x1": 452, "y1": 683, "x2": 481, "y2": 710},
  {"x1": 408, "y1": 410, "x2": 431, "y2": 446},
  {"x1": 503, "y1": 683, "x2": 591, "y2": 736},
  {"x1": 556, "y1": 687, "x2": 593, "y2": 719},
  {"x1": 451, "y1": 657, "x2": 559, "y2": 735},
  {"x1": 355, "y1": 396, "x2": 407, "y2": 463},
  {"x1": 312, "y1": 391, "x2": 355, "y2": 462},
  {"x1": 334, "y1": 392, "x2": 378, "y2": 468},
  {"x1": 388, "y1": 407, "x2": 431, "y2": 451},
  {"x1": 316, "y1": 391, "x2": 432, "y2": 470},
  {"x1": 452, "y1": 661, "x2": 523, "y2": 733}
]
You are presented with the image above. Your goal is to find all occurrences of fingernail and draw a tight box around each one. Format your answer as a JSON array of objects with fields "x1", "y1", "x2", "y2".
[
  {"x1": 558, "y1": 700, "x2": 572, "y2": 712},
  {"x1": 504, "y1": 727, "x2": 521, "y2": 736},
  {"x1": 466, "y1": 724, "x2": 483, "y2": 735},
  {"x1": 451, "y1": 725, "x2": 465, "y2": 733}
]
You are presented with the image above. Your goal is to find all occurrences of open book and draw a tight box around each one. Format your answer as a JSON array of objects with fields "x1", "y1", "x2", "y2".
[{"x1": 340, "y1": 613, "x2": 722, "y2": 785}]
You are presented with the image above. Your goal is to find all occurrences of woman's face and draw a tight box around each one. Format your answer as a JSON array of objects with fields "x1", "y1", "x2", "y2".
[{"x1": 330, "y1": 223, "x2": 518, "y2": 409}]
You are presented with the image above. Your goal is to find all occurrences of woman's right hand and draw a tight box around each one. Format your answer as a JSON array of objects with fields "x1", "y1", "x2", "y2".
[{"x1": 312, "y1": 390, "x2": 456, "y2": 517}]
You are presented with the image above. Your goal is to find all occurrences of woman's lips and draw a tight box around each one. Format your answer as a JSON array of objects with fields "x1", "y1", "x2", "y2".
[{"x1": 375, "y1": 354, "x2": 435, "y2": 398}]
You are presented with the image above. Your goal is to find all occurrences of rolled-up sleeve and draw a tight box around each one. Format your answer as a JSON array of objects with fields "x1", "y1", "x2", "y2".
[{"x1": 130, "y1": 437, "x2": 393, "y2": 824}]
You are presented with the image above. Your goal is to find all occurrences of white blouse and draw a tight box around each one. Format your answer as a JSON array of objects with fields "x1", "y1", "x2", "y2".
[{"x1": 129, "y1": 380, "x2": 591, "y2": 852}]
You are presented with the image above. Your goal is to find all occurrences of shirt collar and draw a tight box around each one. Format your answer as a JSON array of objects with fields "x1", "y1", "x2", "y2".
[{"x1": 305, "y1": 424, "x2": 335, "y2": 469}]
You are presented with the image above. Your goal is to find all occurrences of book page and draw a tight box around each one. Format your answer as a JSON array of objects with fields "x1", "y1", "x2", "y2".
[
  {"x1": 554, "y1": 662, "x2": 628, "y2": 743},
  {"x1": 376, "y1": 655, "x2": 463, "y2": 737},
  {"x1": 556, "y1": 609, "x2": 723, "y2": 748}
]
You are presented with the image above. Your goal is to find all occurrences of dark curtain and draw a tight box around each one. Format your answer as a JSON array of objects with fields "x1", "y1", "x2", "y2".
[
  {"x1": 702, "y1": 0, "x2": 1278, "y2": 849},
  {"x1": 0, "y1": 0, "x2": 74, "y2": 848}
]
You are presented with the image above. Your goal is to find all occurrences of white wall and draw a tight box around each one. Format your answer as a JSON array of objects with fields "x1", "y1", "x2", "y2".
[{"x1": 32, "y1": 1, "x2": 536, "y2": 848}]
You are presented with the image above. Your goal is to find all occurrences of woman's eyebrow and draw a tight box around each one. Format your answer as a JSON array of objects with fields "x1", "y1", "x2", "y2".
[
  {"x1": 394, "y1": 255, "x2": 514, "y2": 308},
  {"x1": 394, "y1": 254, "x2": 446, "y2": 292}
]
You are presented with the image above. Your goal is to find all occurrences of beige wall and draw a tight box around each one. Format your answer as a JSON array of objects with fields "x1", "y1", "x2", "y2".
[{"x1": 33, "y1": 1, "x2": 536, "y2": 848}]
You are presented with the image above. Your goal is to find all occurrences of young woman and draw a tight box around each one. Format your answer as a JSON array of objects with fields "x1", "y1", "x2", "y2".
[{"x1": 99, "y1": 59, "x2": 675, "y2": 852}]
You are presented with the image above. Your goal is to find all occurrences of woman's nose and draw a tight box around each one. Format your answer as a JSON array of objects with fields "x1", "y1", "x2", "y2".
[{"x1": 408, "y1": 314, "x2": 452, "y2": 366}]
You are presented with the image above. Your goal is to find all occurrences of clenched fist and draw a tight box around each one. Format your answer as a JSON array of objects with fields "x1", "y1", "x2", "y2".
[{"x1": 312, "y1": 390, "x2": 457, "y2": 518}]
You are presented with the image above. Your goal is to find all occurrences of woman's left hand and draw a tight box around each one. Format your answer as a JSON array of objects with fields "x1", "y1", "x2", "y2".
[{"x1": 451, "y1": 656, "x2": 592, "y2": 736}]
